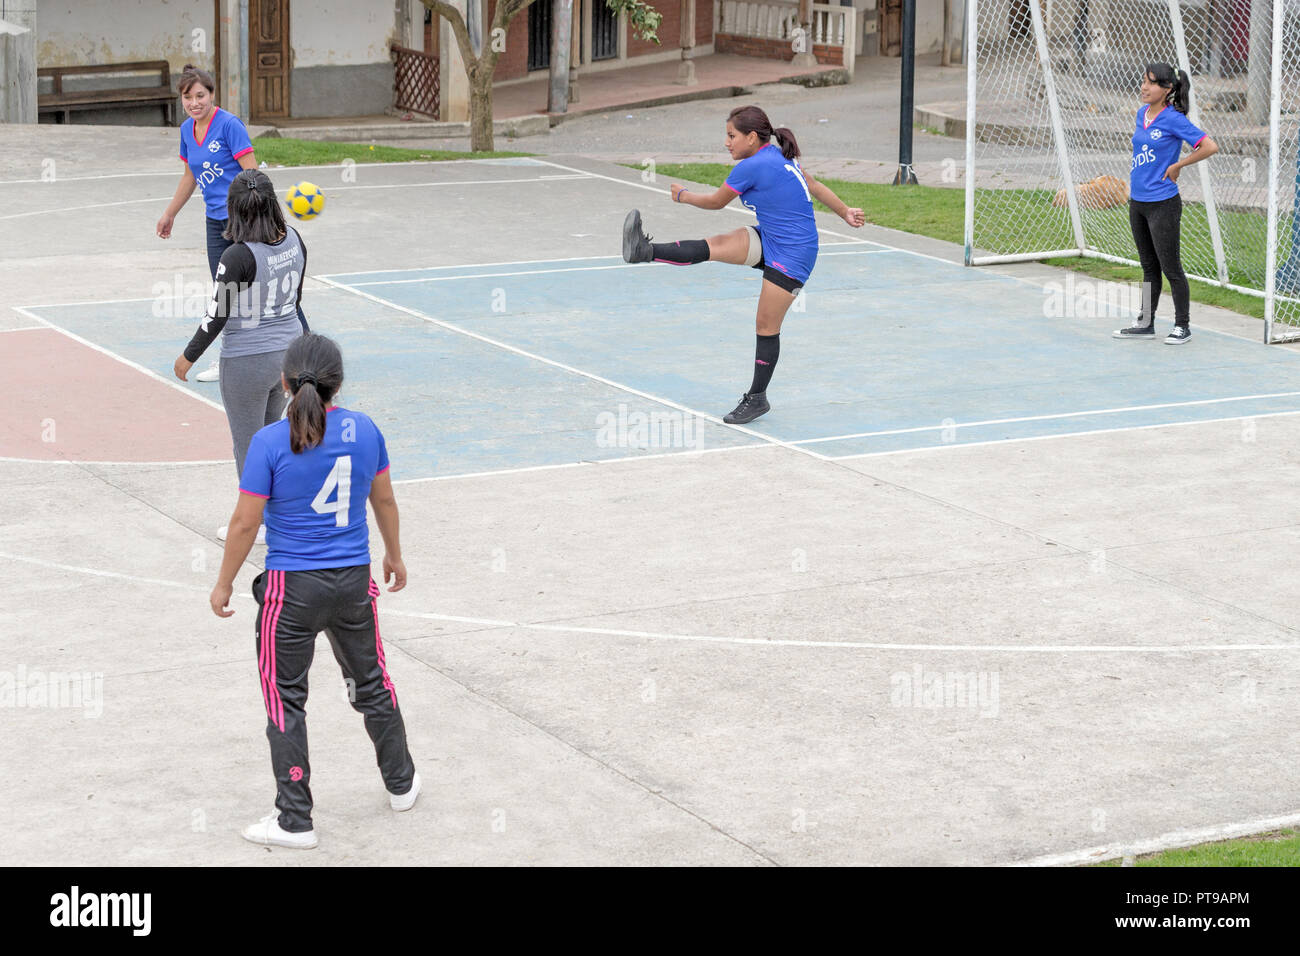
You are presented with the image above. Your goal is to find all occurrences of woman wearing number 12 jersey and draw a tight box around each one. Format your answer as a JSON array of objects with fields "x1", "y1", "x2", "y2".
[
  {"x1": 173, "y1": 168, "x2": 307, "y2": 541},
  {"x1": 208, "y1": 333, "x2": 419, "y2": 849}
]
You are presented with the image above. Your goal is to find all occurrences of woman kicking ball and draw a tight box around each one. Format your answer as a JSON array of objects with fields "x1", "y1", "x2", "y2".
[{"x1": 621, "y1": 105, "x2": 865, "y2": 424}]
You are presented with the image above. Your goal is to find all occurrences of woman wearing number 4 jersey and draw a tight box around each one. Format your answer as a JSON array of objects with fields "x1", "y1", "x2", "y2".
[
  {"x1": 209, "y1": 333, "x2": 418, "y2": 849},
  {"x1": 622, "y1": 105, "x2": 865, "y2": 424},
  {"x1": 173, "y1": 169, "x2": 307, "y2": 542}
]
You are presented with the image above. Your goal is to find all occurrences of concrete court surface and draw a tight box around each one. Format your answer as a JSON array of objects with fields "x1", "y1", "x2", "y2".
[{"x1": 2, "y1": 140, "x2": 1300, "y2": 866}]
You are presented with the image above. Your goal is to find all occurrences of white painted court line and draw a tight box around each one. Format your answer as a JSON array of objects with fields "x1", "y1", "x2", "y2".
[
  {"x1": 536, "y1": 159, "x2": 1276, "y2": 348},
  {"x1": 392, "y1": 441, "x2": 770, "y2": 485},
  {"x1": 795, "y1": 391, "x2": 1300, "y2": 446},
  {"x1": 316, "y1": 275, "x2": 830, "y2": 462},
  {"x1": 0, "y1": 157, "x2": 550, "y2": 185},
  {"x1": 0, "y1": 174, "x2": 585, "y2": 221},
  {"x1": 0, "y1": 457, "x2": 232, "y2": 466},
  {"x1": 327, "y1": 174, "x2": 587, "y2": 192},
  {"x1": 1014, "y1": 810, "x2": 1300, "y2": 866},
  {"x1": 3, "y1": 551, "x2": 1298, "y2": 653},
  {"x1": 11, "y1": 306, "x2": 226, "y2": 413},
  {"x1": 828, "y1": 408, "x2": 1300, "y2": 461},
  {"x1": 0, "y1": 196, "x2": 162, "y2": 221},
  {"x1": 14, "y1": 295, "x2": 167, "y2": 310},
  {"x1": 0, "y1": 326, "x2": 45, "y2": 333},
  {"x1": 339, "y1": 248, "x2": 889, "y2": 287},
  {"x1": 319, "y1": 254, "x2": 624, "y2": 280},
  {"x1": 348, "y1": 263, "x2": 642, "y2": 287}
]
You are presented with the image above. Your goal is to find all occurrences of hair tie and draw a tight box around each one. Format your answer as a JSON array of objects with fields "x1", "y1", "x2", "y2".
[{"x1": 295, "y1": 373, "x2": 318, "y2": 391}]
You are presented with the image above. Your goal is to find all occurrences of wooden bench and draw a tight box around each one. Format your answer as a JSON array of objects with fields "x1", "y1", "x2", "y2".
[{"x1": 38, "y1": 60, "x2": 176, "y2": 125}]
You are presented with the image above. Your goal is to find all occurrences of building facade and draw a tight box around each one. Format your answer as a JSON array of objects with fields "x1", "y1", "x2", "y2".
[{"x1": 12, "y1": 0, "x2": 953, "y2": 126}]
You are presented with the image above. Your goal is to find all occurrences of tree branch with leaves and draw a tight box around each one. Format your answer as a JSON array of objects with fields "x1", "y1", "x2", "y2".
[{"x1": 421, "y1": 0, "x2": 662, "y2": 151}]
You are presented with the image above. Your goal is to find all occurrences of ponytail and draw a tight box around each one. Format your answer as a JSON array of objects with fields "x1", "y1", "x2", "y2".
[
  {"x1": 1145, "y1": 62, "x2": 1191, "y2": 114},
  {"x1": 772, "y1": 126, "x2": 802, "y2": 160},
  {"x1": 1171, "y1": 68, "x2": 1191, "y2": 114},
  {"x1": 283, "y1": 334, "x2": 344, "y2": 453},
  {"x1": 727, "y1": 105, "x2": 801, "y2": 160}
]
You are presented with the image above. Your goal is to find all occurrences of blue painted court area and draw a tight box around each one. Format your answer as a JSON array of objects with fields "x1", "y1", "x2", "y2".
[{"x1": 25, "y1": 245, "x2": 1300, "y2": 477}]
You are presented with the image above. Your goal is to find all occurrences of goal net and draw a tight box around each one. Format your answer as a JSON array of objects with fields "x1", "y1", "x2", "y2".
[{"x1": 965, "y1": 0, "x2": 1300, "y2": 343}]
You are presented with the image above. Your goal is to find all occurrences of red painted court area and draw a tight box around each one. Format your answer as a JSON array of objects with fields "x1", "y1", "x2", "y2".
[{"x1": 0, "y1": 328, "x2": 231, "y2": 462}]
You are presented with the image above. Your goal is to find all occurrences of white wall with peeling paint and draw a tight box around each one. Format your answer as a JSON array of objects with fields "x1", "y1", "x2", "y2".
[
  {"x1": 35, "y1": 0, "x2": 215, "y2": 71},
  {"x1": 291, "y1": 1, "x2": 396, "y2": 68}
]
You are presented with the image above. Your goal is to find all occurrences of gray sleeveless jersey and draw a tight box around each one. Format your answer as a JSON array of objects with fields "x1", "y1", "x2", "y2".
[{"x1": 219, "y1": 227, "x2": 305, "y2": 358}]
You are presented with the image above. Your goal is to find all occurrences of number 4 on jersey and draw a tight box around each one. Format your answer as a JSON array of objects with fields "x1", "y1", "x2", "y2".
[{"x1": 311, "y1": 456, "x2": 352, "y2": 526}]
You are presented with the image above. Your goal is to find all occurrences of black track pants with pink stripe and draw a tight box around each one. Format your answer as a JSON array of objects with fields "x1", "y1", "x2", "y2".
[{"x1": 252, "y1": 565, "x2": 416, "y2": 832}]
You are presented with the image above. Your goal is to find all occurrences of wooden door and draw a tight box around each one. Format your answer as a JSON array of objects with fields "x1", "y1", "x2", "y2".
[
  {"x1": 250, "y1": 0, "x2": 291, "y2": 120},
  {"x1": 880, "y1": 0, "x2": 901, "y2": 57}
]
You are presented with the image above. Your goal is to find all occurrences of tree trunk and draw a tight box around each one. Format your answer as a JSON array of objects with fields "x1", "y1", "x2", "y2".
[{"x1": 470, "y1": 69, "x2": 495, "y2": 151}]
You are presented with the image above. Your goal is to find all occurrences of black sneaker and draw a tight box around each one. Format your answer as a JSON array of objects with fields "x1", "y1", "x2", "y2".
[
  {"x1": 1112, "y1": 320, "x2": 1155, "y2": 339},
  {"x1": 723, "y1": 392, "x2": 770, "y2": 425},
  {"x1": 622, "y1": 209, "x2": 653, "y2": 264},
  {"x1": 1164, "y1": 325, "x2": 1191, "y2": 344}
]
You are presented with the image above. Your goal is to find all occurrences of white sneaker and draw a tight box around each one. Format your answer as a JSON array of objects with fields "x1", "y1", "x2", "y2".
[
  {"x1": 217, "y1": 525, "x2": 267, "y2": 544},
  {"x1": 242, "y1": 811, "x2": 317, "y2": 849},
  {"x1": 196, "y1": 363, "x2": 220, "y2": 382},
  {"x1": 389, "y1": 772, "x2": 421, "y2": 812}
]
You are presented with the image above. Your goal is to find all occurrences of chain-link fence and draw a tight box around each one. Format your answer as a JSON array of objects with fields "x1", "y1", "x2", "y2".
[{"x1": 966, "y1": 0, "x2": 1300, "y2": 342}]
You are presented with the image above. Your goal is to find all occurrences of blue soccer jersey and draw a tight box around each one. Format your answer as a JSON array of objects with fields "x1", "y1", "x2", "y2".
[
  {"x1": 724, "y1": 143, "x2": 820, "y2": 283},
  {"x1": 239, "y1": 407, "x2": 391, "y2": 571},
  {"x1": 179, "y1": 106, "x2": 255, "y2": 220},
  {"x1": 1130, "y1": 105, "x2": 1206, "y2": 202}
]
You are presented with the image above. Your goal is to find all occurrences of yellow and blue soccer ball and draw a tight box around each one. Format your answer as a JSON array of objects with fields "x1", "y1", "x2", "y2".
[{"x1": 285, "y1": 181, "x2": 325, "y2": 220}]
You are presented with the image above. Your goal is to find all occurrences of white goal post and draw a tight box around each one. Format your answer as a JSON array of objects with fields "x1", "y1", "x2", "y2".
[{"x1": 964, "y1": 0, "x2": 1300, "y2": 343}]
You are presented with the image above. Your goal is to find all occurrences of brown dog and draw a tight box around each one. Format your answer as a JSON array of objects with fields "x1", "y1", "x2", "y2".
[{"x1": 1054, "y1": 175, "x2": 1129, "y2": 209}]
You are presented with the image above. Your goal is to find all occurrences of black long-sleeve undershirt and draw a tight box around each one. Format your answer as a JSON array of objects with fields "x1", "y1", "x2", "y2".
[{"x1": 183, "y1": 232, "x2": 307, "y2": 362}]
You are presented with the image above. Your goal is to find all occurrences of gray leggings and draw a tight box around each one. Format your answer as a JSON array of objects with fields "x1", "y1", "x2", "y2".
[{"x1": 219, "y1": 350, "x2": 288, "y2": 478}]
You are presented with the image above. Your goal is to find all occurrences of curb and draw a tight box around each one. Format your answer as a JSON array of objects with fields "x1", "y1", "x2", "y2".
[
  {"x1": 254, "y1": 114, "x2": 551, "y2": 142},
  {"x1": 545, "y1": 67, "x2": 848, "y2": 126},
  {"x1": 547, "y1": 84, "x2": 754, "y2": 126},
  {"x1": 914, "y1": 103, "x2": 966, "y2": 139}
]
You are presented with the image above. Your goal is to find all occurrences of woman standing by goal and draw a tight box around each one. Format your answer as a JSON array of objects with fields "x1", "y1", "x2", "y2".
[{"x1": 1114, "y1": 63, "x2": 1219, "y2": 344}]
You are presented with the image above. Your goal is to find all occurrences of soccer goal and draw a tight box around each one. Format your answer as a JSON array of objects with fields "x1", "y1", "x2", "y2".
[{"x1": 964, "y1": 0, "x2": 1300, "y2": 343}]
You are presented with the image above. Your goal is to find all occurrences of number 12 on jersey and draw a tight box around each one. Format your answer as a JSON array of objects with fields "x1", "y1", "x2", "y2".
[{"x1": 311, "y1": 456, "x2": 352, "y2": 526}]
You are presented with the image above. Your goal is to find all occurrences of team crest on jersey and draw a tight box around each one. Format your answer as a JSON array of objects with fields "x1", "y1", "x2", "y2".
[
  {"x1": 208, "y1": 139, "x2": 221, "y2": 152},
  {"x1": 1150, "y1": 129, "x2": 1162, "y2": 140}
]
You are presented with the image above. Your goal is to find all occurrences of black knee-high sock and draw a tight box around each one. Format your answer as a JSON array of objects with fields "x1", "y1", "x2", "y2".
[
  {"x1": 650, "y1": 239, "x2": 710, "y2": 265},
  {"x1": 750, "y1": 334, "x2": 780, "y2": 395}
]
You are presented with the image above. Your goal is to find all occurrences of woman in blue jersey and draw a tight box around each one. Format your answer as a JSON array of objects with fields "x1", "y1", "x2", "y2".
[
  {"x1": 173, "y1": 169, "x2": 306, "y2": 542},
  {"x1": 1114, "y1": 63, "x2": 1219, "y2": 344},
  {"x1": 156, "y1": 65, "x2": 259, "y2": 383},
  {"x1": 621, "y1": 105, "x2": 865, "y2": 424},
  {"x1": 209, "y1": 333, "x2": 419, "y2": 849}
]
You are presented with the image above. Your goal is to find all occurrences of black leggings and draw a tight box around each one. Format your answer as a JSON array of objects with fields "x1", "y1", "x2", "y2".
[{"x1": 1129, "y1": 195, "x2": 1190, "y2": 327}]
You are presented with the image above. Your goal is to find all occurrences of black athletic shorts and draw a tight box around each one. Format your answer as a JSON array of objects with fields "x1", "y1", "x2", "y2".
[
  {"x1": 756, "y1": 264, "x2": 804, "y2": 294},
  {"x1": 748, "y1": 227, "x2": 806, "y2": 294}
]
